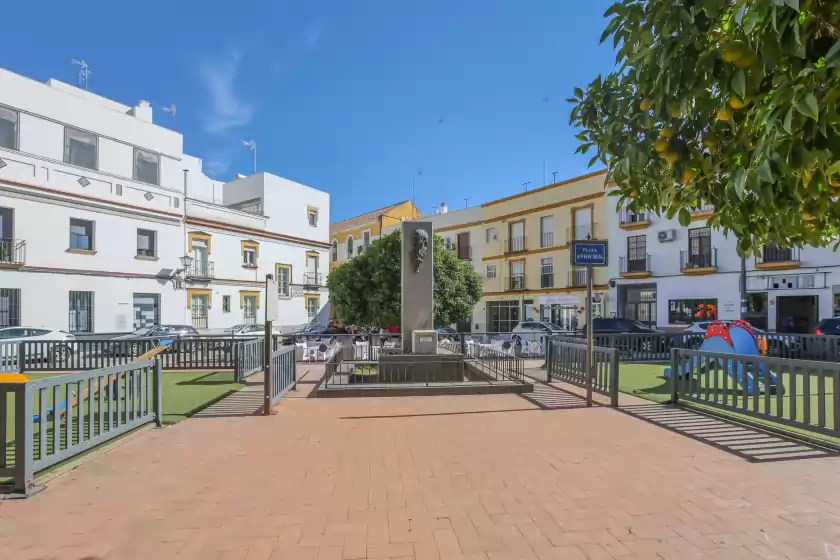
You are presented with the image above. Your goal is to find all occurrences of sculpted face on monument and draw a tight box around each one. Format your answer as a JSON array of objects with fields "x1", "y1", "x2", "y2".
[{"x1": 412, "y1": 229, "x2": 429, "y2": 272}]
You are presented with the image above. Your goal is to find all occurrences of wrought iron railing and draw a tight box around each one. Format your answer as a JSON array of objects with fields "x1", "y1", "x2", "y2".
[
  {"x1": 186, "y1": 261, "x2": 215, "y2": 279},
  {"x1": 620, "y1": 254, "x2": 651, "y2": 274},
  {"x1": 505, "y1": 236, "x2": 526, "y2": 253},
  {"x1": 0, "y1": 238, "x2": 25, "y2": 266},
  {"x1": 757, "y1": 245, "x2": 800, "y2": 265},
  {"x1": 680, "y1": 248, "x2": 718, "y2": 270},
  {"x1": 303, "y1": 272, "x2": 323, "y2": 286}
]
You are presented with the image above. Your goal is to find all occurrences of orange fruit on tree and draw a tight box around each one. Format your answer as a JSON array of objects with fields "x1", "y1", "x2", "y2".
[
  {"x1": 653, "y1": 138, "x2": 670, "y2": 153},
  {"x1": 717, "y1": 107, "x2": 732, "y2": 121},
  {"x1": 728, "y1": 97, "x2": 746, "y2": 109},
  {"x1": 660, "y1": 126, "x2": 676, "y2": 138},
  {"x1": 665, "y1": 152, "x2": 681, "y2": 166},
  {"x1": 681, "y1": 169, "x2": 696, "y2": 183},
  {"x1": 640, "y1": 99, "x2": 654, "y2": 111}
]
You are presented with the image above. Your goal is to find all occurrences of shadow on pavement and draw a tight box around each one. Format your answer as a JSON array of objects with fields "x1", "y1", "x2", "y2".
[{"x1": 619, "y1": 403, "x2": 839, "y2": 463}]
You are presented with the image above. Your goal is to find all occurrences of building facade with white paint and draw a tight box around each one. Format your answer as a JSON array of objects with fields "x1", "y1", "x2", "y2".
[
  {"x1": 0, "y1": 67, "x2": 329, "y2": 334},
  {"x1": 607, "y1": 199, "x2": 840, "y2": 333}
]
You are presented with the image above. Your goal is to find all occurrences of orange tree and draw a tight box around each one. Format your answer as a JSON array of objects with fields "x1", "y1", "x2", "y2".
[{"x1": 570, "y1": 0, "x2": 840, "y2": 252}]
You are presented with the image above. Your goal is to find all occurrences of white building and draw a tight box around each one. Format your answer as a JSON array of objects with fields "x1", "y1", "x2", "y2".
[
  {"x1": 607, "y1": 201, "x2": 840, "y2": 333},
  {"x1": 0, "y1": 68, "x2": 329, "y2": 334}
]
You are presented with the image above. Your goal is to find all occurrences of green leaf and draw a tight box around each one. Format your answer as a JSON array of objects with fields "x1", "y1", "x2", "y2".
[
  {"x1": 826, "y1": 40, "x2": 840, "y2": 67},
  {"x1": 784, "y1": 0, "x2": 799, "y2": 10},
  {"x1": 757, "y1": 160, "x2": 774, "y2": 182},
  {"x1": 678, "y1": 208, "x2": 691, "y2": 227},
  {"x1": 733, "y1": 169, "x2": 747, "y2": 198},
  {"x1": 731, "y1": 70, "x2": 746, "y2": 100},
  {"x1": 574, "y1": 87, "x2": 584, "y2": 99},
  {"x1": 782, "y1": 107, "x2": 793, "y2": 134},
  {"x1": 827, "y1": 160, "x2": 840, "y2": 176},
  {"x1": 588, "y1": 154, "x2": 600, "y2": 167},
  {"x1": 796, "y1": 93, "x2": 819, "y2": 121}
]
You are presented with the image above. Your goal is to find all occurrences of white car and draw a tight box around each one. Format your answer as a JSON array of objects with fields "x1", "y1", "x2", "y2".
[
  {"x1": 0, "y1": 327, "x2": 75, "y2": 367},
  {"x1": 511, "y1": 321, "x2": 567, "y2": 343}
]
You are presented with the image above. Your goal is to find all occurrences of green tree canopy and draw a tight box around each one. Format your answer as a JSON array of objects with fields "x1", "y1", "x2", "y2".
[
  {"x1": 326, "y1": 231, "x2": 483, "y2": 328},
  {"x1": 571, "y1": 0, "x2": 840, "y2": 253}
]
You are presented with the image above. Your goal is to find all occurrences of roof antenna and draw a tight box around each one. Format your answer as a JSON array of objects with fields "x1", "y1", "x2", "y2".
[
  {"x1": 522, "y1": 181, "x2": 531, "y2": 192},
  {"x1": 463, "y1": 197, "x2": 469, "y2": 208},
  {"x1": 71, "y1": 59, "x2": 91, "y2": 90}
]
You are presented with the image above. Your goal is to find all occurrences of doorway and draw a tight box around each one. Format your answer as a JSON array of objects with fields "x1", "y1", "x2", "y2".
[{"x1": 776, "y1": 295, "x2": 817, "y2": 333}]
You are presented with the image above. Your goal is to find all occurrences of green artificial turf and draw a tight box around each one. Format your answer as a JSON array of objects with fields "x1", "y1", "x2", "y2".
[{"x1": 2, "y1": 371, "x2": 242, "y2": 477}]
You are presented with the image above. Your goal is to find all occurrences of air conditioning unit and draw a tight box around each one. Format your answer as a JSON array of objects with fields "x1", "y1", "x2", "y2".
[
  {"x1": 445, "y1": 238, "x2": 456, "y2": 250},
  {"x1": 658, "y1": 229, "x2": 677, "y2": 242}
]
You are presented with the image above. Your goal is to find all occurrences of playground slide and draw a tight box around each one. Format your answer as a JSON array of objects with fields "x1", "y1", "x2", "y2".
[{"x1": 664, "y1": 329, "x2": 779, "y2": 395}]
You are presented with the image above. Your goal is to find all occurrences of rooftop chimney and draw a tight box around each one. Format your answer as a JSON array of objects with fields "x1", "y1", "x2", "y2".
[
  {"x1": 440, "y1": 201, "x2": 448, "y2": 214},
  {"x1": 130, "y1": 100, "x2": 153, "y2": 123}
]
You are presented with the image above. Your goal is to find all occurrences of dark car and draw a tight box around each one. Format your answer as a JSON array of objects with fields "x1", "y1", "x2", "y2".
[
  {"x1": 581, "y1": 318, "x2": 662, "y2": 335},
  {"x1": 815, "y1": 318, "x2": 840, "y2": 336},
  {"x1": 281, "y1": 322, "x2": 345, "y2": 344}
]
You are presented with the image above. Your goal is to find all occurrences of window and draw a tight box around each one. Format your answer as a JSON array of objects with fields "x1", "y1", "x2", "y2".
[
  {"x1": 572, "y1": 206, "x2": 593, "y2": 241},
  {"x1": 668, "y1": 298, "x2": 718, "y2": 325},
  {"x1": 509, "y1": 261, "x2": 524, "y2": 290},
  {"x1": 0, "y1": 288, "x2": 21, "y2": 327},
  {"x1": 331, "y1": 240, "x2": 338, "y2": 262},
  {"x1": 486, "y1": 264, "x2": 497, "y2": 279},
  {"x1": 486, "y1": 228, "x2": 498, "y2": 243},
  {"x1": 308, "y1": 207, "x2": 319, "y2": 227},
  {"x1": 223, "y1": 295, "x2": 231, "y2": 312},
  {"x1": 115, "y1": 184, "x2": 123, "y2": 196},
  {"x1": 190, "y1": 294, "x2": 209, "y2": 329},
  {"x1": 277, "y1": 265, "x2": 291, "y2": 297},
  {"x1": 64, "y1": 127, "x2": 97, "y2": 170},
  {"x1": 487, "y1": 300, "x2": 520, "y2": 333},
  {"x1": 134, "y1": 148, "x2": 160, "y2": 185},
  {"x1": 132, "y1": 293, "x2": 160, "y2": 330},
  {"x1": 540, "y1": 257, "x2": 554, "y2": 288},
  {"x1": 69, "y1": 218, "x2": 94, "y2": 251},
  {"x1": 540, "y1": 216, "x2": 554, "y2": 248},
  {"x1": 306, "y1": 296, "x2": 320, "y2": 319},
  {"x1": 136, "y1": 229, "x2": 157, "y2": 257},
  {"x1": 69, "y1": 291, "x2": 94, "y2": 333},
  {"x1": 0, "y1": 106, "x2": 19, "y2": 150},
  {"x1": 243, "y1": 247, "x2": 257, "y2": 267},
  {"x1": 363, "y1": 230, "x2": 371, "y2": 248},
  {"x1": 347, "y1": 237, "x2": 354, "y2": 257},
  {"x1": 626, "y1": 235, "x2": 647, "y2": 272},
  {"x1": 457, "y1": 232, "x2": 470, "y2": 260},
  {"x1": 243, "y1": 295, "x2": 258, "y2": 324},
  {"x1": 173, "y1": 198, "x2": 180, "y2": 209}
]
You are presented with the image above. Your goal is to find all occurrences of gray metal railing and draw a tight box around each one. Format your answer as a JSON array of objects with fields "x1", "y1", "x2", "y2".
[
  {"x1": 186, "y1": 261, "x2": 215, "y2": 279},
  {"x1": 265, "y1": 345, "x2": 296, "y2": 412},
  {"x1": 670, "y1": 348, "x2": 839, "y2": 440},
  {"x1": 0, "y1": 238, "x2": 25, "y2": 266},
  {"x1": 1, "y1": 358, "x2": 162, "y2": 495},
  {"x1": 235, "y1": 339, "x2": 264, "y2": 382},
  {"x1": 0, "y1": 337, "x2": 247, "y2": 373},
  {"x1": 546, "y1": 340, "x2": 619, "y2": 405},
  {"x1": 757, "y1": 245, "x2": 800, "y2": 266}
]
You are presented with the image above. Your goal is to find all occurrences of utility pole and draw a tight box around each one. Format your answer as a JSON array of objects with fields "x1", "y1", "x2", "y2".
[{"x1": 740, "y1": 255, "x2": 748, "y2": 320}]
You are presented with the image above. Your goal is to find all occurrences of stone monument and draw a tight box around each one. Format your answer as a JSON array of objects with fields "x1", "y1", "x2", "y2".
[{"x1": 401, "y1": 220, "x2": 434, "y2": 352}]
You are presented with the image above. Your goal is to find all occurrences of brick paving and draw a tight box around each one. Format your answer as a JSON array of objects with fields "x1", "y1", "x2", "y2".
[{"x1": 1, "y1": 365, "x2": 840, "y2": 559}]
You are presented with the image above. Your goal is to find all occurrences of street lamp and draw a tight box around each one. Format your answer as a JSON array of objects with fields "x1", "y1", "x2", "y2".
[
  {"x1": 170, "y1": 254, "x2": 195, "y2": 290},
  {"x1": 179, "y1": 254, "x2": 194, "y2": 269}
]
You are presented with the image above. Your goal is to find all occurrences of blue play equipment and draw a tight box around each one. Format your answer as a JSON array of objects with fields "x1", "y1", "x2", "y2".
[{"x1": 665, "y1": 324, "x2": 781, "y2": 396}]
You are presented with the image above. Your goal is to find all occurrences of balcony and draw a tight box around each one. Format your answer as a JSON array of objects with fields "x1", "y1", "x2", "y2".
[
  {"x1": 619, "y1": 209, "x2": 651, "y2": 230},
  {"x1": 566, "y1": 223, "x2": 599, "y2": 244},
  {"x1": 186, "y1": 261, "x2": 215, "y2": 280},
  {"x1": 303, "y1": 272, "x2": 324, "y2": 287},
  {"x1": 505, "y1": 236, "x2": 527, "y2": 254},
  {"x1": 568, "y1": 268, "x2": 588, "y2": 288},
  {"x1": 0, "y1": 238, "x2": 25, "y2": 268},
  {"x1": 690, "y1": 204, "x2": 715, "y2": 221},
  {"x1": 619, "y1": 255, "x2": 652, "y2": 278},
  {"x1": 680, "y1": 249, "x2": 718, "y2": 274},
  {"x1": 755, "y1": 245, "x2": 800, "y2": 271},
  {"x1": 506, "y1": 276, "x2": 525, "y2": 292},
  {"x1": 540, "y1": 231, "x2": 555, "y2": 248}
]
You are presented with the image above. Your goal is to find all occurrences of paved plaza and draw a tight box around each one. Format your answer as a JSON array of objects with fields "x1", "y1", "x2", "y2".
[{"x1": 2, "y1": 366, "x2": 840, "y2": 559}]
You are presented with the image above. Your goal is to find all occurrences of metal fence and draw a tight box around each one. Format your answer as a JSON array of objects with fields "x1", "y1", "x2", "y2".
[
  {"x1": 550, "y1": 332, "x2": 840, "y2": 363},
  {"x1": 265, "y1": 345, "x2": 296, "y2": 412},
  {"x1": 670, "y1": 348, "x2": 840, "y2": 440},
  {"x1": 1, "y1": 358, "x2": 163, "y2": 495},
  {"x1": 272, "y1": 333, "x2": 403, "y2": 363},
  {"x1": 545, "y1": 340, "x2": 619, "y2": 405},
  {"x1": 0, "y1": 337, "x2": 247, "y2": 373},
  {"x1": 235, "y1": 339, "x2": 264, "y2": 382}
]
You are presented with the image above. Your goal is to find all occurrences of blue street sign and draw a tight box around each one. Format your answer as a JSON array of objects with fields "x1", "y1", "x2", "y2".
[{"x1": 571, "y1": 240, "x2": 608, "y2": 267}]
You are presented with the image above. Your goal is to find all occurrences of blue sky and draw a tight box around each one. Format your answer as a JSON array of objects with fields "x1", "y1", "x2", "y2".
[{"x1": 1, "y1": 0, "x2": 617, "y2": 221}]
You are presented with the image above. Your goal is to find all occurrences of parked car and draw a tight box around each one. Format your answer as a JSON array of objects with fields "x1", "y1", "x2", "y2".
[
  {"x1": 108, "y1": 325, "x2": 200, "y2": 356},
  {"x1": 511, "y1": 322, "x2": 568, "y2": 345},
  {"x1": 434, "y1": 327, "x2": 472, "y2": 343},
  {"x1": 683, "y1": 321, "x2": 801, "y2": 357},
  {"x1": 281, "y1": 322, "x2": 345, "y2": 344},
  {"x1": 814, "y1": 318, "x2": 840, "y2": 336},
  {"x1": 582, "y1": 318, "x2": 662, "y2": 335},
  {"x1": 227, "y1": 324, "x2": 265, "y2": 339},
  {"x1": 0, "y1": 327, "x2": 75, "y2": 364}
]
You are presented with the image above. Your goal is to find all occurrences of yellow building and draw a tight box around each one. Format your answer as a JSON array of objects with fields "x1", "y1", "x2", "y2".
[
  {"x1": 329, "y1": 200, "x2": 420, "y2": 271},
  {"x1": 434, "y1": 169, "x2": 610, "y2": 332}
]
